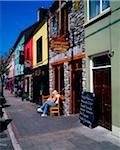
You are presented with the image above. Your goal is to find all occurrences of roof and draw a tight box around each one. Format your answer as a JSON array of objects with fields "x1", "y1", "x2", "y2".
[
  {"x1": 13, "y1": 22, "x2": 39, "y2": 49},
  {"x1": 49, "y1": 0, "x2": 59, "y2": 12}
]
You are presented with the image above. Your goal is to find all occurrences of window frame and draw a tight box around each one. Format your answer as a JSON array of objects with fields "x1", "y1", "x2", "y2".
[
  {"x1": 87, "y1": 0, "x2": 110, "y2": 21},
  {"x1": 36, "y1": 36, "x2": 42, "y2": 63},
  {"x1": 53, "y1": 64, "x2": 64, "y2": 94}
]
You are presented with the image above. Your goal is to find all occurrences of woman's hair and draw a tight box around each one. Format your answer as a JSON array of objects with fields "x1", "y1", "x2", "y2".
[{"x1": 52, "y1": 90, "x2": 58, "y2": 95}]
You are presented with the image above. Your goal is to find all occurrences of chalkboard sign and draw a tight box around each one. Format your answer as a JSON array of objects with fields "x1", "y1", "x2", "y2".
[{"x1": 79, "y1": 92, "x2": 98, "y2": 128}]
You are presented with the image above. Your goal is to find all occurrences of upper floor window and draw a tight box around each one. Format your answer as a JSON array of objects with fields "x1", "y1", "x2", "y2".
[
  {"x1": 49, "y1": 3, "x2": 68, "y2": 38},
  {"x1": 37, "y1": 37, "x2": 42, "y2": 63},
  {"x1": 61, "y1": 5, "x2": 68, "y2": 35},
  {"x1": 88, "y1": 0, "x2": 110, "y2": 20},
  {"x1": 50, "y1": 14, "x2": 58, "y2": 37}
]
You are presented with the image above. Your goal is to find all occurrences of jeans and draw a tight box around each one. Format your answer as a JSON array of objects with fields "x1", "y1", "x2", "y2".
[{"x1": 41, "y1": 101, "x2": 56, "y2": 114}]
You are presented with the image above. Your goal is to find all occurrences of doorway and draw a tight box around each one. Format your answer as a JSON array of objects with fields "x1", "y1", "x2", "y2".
[
  {"x1": 72, "y1": 59, "x2": 82, "y2": 114},
  {"x1": 92, "y1": 55, "x2": 111, "y2": 130}
]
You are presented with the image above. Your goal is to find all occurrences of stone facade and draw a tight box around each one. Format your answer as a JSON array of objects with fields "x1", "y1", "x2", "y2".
[{"x1": 48, "y1": 0, "x2": 85, "y2": 115}]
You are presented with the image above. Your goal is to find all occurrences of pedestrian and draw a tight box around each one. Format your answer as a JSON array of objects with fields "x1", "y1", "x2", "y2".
[
  {"x1": 10, "y1": 83, "x2": 14, "y2": 94},
  {"x1": 14, "y1": 83, "x2": 18, "y2": 97},
  {"x1": 37, "y1": 90, "x2": 60, "y2": 117}
]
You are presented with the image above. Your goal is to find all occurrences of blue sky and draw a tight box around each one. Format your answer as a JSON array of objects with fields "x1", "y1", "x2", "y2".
[{"x1": 0, "y1": 0, "x2": 54, "y2": 56}]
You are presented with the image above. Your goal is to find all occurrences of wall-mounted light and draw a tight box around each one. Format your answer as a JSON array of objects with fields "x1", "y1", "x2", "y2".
[{"x1": 108, "y1": 50, "x2": 114, "y2": 58}]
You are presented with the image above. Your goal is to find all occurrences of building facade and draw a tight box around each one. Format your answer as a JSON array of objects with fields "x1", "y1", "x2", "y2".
[
  {"x1": 84, "y1": 0, "x2": 120, "y2": 137},
  {"x1": 32, "y1": 21, "x2": 49, "y2": 104},
  {"x1": 24, "y1": 37, "x2": 33, "y2": 101},
  {"x1": 14, "y1": 34, "x2": 24, "y2": 93},
  {"x1": 48, "y1": 0, "x2": 85, "y2": 115},
  {"x1": 6, "y1": 50, "x2": 14, "y2": 91}
]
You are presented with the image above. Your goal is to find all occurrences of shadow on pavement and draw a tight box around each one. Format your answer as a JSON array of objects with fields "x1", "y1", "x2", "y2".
[{"x1": 0, "y1": 119, "x2": 12, "y2": 133}]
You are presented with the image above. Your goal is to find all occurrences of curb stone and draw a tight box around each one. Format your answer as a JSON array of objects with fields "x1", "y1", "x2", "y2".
[{"x1": 3, "y1": 109, "x2": 22, "y2": 150}]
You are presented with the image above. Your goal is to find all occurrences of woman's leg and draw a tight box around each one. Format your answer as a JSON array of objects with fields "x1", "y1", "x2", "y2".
[
  {"x1": 40, "y1": 101, "x2": 47, "y2": 110},
  {"x1": 43, "y1": 102, "x2": 56, "y2": 114}
]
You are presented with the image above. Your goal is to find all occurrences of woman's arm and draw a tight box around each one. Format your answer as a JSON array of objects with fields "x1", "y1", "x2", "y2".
[{"x1": 51, "y1": 96, "x2": 57, "y2": 102}]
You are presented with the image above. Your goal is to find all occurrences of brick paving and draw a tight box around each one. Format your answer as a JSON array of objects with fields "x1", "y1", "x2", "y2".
[{"x1": 3, "y1": 90, "x2": 120, "y2": 150}]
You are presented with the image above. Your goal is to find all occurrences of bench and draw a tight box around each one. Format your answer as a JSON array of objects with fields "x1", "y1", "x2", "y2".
[{"x1": 42, "y1": 95, "x2": 64, "y2": 116}]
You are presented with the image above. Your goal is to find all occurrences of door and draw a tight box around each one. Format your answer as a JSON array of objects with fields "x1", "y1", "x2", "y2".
[
  {"x1": 93, "y1": 68, "x2": 111, "y2": 130},
  {"x1": 72, "y1": 60, "x2": 82, "y2": 114}
]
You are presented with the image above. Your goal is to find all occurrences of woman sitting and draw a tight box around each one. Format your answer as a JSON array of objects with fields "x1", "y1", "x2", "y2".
[{"x1": 37, "y1": 90, "x2": 60, "y2": 117}]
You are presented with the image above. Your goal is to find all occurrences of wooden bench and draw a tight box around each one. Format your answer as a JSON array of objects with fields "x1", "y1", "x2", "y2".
[
  {"x1": 50, "y1": 97, "x2": 61, "y2": 116},
  {"x1": 42, "y1": 95, "x2": 64, "y2": 116},
  {"x1": 42, "y1": 95, "x2": 49, "y2": 104}
]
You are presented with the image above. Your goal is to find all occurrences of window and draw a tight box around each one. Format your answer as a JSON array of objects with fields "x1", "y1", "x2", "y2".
[
  {"x1": 50, "y1": 14, "x2": 58, "y2": 37},
  {"x1": 61, "y1": 5, "x2": 68, "y2": 35},
  {"x1": 37, "y1": 37, "x2": 42, "y2": 63},
  {"x1": 88, "y1": 0, "x2": 110, "y2": 20},
  {"x1": 93, "y1": 55, "x2": 111, "y2": 67},
  {"x1": 54, "y1": 64, "x2": 64, "y2": 94}
]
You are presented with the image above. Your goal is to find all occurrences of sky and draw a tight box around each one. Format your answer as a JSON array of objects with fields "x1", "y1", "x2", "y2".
[{"x1": 0, "y1": 0, "x2": 54, "y2": 56}]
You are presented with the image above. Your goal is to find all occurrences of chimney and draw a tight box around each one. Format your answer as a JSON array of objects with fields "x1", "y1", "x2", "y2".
[{"x1": 37, "y1": 8, "x2": 48, "y2": 22}]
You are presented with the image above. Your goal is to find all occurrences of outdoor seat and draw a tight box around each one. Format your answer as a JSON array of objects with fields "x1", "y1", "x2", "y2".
[
  {"x1": 42, "y1": 95, "x2": 49, "y2": 104},
  {"x1": 42, "y1": 95, "x2": 64, "y2": 116},
  {"x1": 49, "y1": 97, "x2": 61, "y2": 116}
]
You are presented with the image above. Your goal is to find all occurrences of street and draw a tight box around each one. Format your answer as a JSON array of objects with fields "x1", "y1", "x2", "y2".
[{"x1": 2, "y1": 90, "x2": 120, "y2": 150}]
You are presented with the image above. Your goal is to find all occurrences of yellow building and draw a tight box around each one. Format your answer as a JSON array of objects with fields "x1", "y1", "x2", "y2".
[
  {"x1": 32, "y1": 20, "x2": 49, "y2": 104},
  {"x1": 33, "y1": 21, "x2": 48, "y2": 68}
]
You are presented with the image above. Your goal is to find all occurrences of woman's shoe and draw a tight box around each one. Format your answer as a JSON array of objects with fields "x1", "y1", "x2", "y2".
[
  {"x1": 41, "y1": 113, "x2": 47, "y2": 117},
  {"x1": 37, "y1": 107, "x2": 43, "y2": 113}
]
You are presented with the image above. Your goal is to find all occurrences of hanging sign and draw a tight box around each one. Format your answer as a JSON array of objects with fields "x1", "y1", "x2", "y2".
[{"x1": 50, "y1": 35, "x2": 70, "y2": 53}]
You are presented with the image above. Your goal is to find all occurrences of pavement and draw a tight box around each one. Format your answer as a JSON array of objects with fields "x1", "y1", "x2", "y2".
[
  {"x1": 2, "y1": 90, "x2": 120, "y2": 150},
  {"x1": 0, "y1": 130, "x2": 13, "y2": 150}
]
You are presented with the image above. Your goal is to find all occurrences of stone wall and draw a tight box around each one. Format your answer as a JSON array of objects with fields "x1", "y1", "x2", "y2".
[{"x1": 48, "y1": 0, "x2": 86, "y2": 115}]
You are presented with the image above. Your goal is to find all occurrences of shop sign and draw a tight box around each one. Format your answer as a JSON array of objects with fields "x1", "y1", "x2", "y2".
[
  {"x1": 32, "y1": 70, "x2": 45, "y2": 77},
  {"x1": 50, "y1": 35, "x2": 70, "y2": 53},
  {"x1": 79, "y1": 92, "x2": 98, "y2": 128}
]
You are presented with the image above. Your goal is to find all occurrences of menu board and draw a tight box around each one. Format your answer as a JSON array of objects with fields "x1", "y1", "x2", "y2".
[{"x1": 79, "y1": 92, "x2": 98, "y2": 128}]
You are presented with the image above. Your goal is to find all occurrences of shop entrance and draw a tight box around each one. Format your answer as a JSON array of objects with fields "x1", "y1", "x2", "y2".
[
  {"x1": 92, "y1": 55, "x2": 111, "y2": 130},
  {"x1": 72, "y1": 59, "x2": 82, "y2": 114}
]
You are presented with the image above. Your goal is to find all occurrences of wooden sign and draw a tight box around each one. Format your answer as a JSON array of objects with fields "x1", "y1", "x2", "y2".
[{"x1": 50, "y1": 35, "x2": 70, "y2": 53}]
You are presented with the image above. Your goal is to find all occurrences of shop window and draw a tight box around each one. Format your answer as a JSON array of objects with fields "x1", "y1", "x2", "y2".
[
  {"x1": 37, "y1": 37, "x2": 42, "y2": 63},
  {"x1": 60, "y1": 65, "x2": 64, "y2": 95},
  {"x1": 55, "y1": 67, "x2": 58, "y2": 91},
  {"x1": 88, "y1": 0, "x2": 110, "y2": 20}
]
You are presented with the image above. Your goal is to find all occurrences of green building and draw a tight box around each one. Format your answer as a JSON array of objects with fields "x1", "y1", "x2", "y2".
[{"x1": 84, "y1": 0, "x2": 120, "y2": 137}]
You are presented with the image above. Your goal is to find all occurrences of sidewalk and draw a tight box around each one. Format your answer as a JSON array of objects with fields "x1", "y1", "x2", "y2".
[
  {"x1": 4, "y1": 90, "x2": 120, "y2": 150},
  {"x1": 0, "y1": 108, "x2": 13, "y2": 150},
  {"x1": 0, "y1": 130, "x2": 13, "y2": 150}
]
